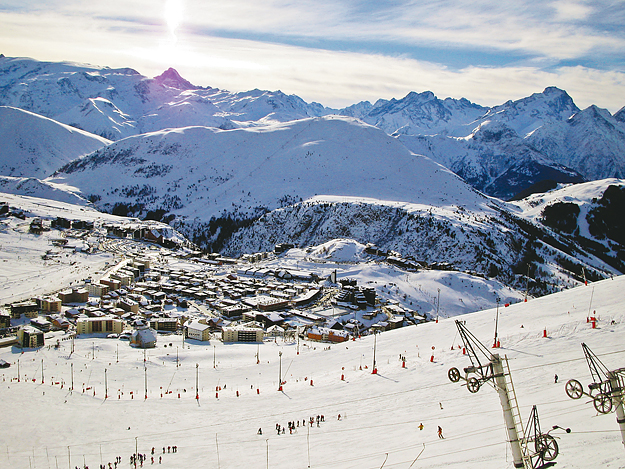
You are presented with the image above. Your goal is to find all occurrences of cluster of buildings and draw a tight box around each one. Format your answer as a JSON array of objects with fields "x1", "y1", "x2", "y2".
[{"x1": 1, "y1": 235, "x2": 428, "y2": 350}]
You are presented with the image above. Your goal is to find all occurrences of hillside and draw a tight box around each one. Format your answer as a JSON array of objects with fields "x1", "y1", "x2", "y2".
[
  {"x1": 36, "y1": 115, "x2": 625, "y2": 295},
  {"x1": 46, "y1": 116, "x2": 487, "y2": 238},
  {"x1": 0, "y1": 56, "x2": 624, "y2": 297},
  {"x1": 512, "y1": 179, "x2": 625, "y2": 274},
  {"x1": 0, "y1": 106, "x2": 110, "y2": 178},
  {"x1": 378, "y1": 87, "x2": 624, "y2": 199}
]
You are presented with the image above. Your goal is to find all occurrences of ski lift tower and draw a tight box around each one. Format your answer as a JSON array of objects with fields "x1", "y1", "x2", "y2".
[
  {"x1": 448, "y1": 320, "x2": 562, "y2": 469},
  {"x1": 565, "y1": 343, "x2": 625, "y2": 451},
  {"x1": 521, "y1": 405, "x2": 566, "y2": 469}
]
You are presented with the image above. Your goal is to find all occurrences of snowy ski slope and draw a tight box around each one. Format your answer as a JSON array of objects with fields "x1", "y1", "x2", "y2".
[{"x1": 1, "y1": 274, "x2": 623, "y2": 469}]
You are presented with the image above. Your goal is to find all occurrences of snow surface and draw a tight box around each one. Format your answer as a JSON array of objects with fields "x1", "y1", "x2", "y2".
[
  {"x1": 1, "y1": 275, "x2": 624, "y2": 469},
  {"x1": 47, "y1": 116, "x2": 492, "y2": 221},
  {"x1": 0, "y1": 106, "x2": 110, "y2": 179},
  {"x1": 511, "y1": 178, "x2": 625, "y2": 239},
  {"x1": 0, "y1": 192, "x2": 623, "y2": 468},
  {"x1": 2, "y1": 56, "x2": 624, "y2": 197},
  {"x1": 0, "y1": 192, "x2": 182, "y2": 304}
]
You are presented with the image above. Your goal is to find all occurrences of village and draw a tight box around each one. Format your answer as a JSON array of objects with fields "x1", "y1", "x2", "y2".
[{"x1": 0, "y1": 215, "x2": 430, "y2": 354}]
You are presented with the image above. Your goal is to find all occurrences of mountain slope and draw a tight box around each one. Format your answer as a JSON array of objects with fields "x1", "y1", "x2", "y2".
[
  {"x1": 527, "y1": 105, "x2": 625, "y2": 180},
  {"x1": 1, "y1": 264, "x2": 624, "y2": 469},
  {"x1": 512, "y1": 178, "x2": 625, "y2": 273},
  {"x1": 398, "y1": 119, "x2": 585, "y2": 200},
  {"x1": 39, "y1": 116, "x2": 624, "y2": 294},
  {"x1": 360, "y1": 87, "x2": 623, "y2": 199},
  {"x1": 0, "y1": 106, "x2": 110, "y2": 178},
  {"x1": 48, "y1": 115, "x2": 488, "y2": 220}
]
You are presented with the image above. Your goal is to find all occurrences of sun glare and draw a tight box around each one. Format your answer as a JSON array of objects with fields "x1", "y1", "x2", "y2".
[{"x1": 164, "y1": 0, "x2": 184, "y2": 39}]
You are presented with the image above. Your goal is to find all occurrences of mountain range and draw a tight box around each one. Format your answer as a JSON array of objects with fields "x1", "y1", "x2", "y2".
[
  {"x1": 1, "y1": 55, "x2": 625, "y2": 296},
  {"x1": 1, "y1": 56, "x2": 624, "y2": 200}
]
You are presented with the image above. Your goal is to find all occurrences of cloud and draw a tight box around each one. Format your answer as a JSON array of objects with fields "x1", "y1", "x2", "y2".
[
  {"x1": 552, "y1": 0, "x2": 593, "y2": 21},
  {"x1": 125, "y1": 34, "x2": 624, "y2": 112},
  {"x1": 0, "y1": 0, "x2": 623, "y2": 113}
]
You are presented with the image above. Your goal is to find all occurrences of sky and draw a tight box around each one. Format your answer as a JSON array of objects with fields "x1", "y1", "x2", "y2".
[{"x1": 0, "y1": 0, "x2": 624, "y2": 111}]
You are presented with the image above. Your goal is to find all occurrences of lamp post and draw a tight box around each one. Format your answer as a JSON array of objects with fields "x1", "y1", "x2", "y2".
[
  {"x1": 278, "y1": 351, "x2": 283, "y2": 391},
  {"x1": 372, "y1": 331, "x2": 378, "y2": 374},
  {"x1": 196, "y1": 363, "x2": 199, "y2": 400},
  {"x1": 493, "y1": 297, "x2": 501, "y2": 348},
  {"x1": 436, "y1": 288, "x2": 440, "y2": 323}
]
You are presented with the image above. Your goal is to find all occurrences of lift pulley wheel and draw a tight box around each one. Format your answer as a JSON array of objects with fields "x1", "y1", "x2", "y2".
[
  {"x1": 565, "y1": 379, "x2": 584, "y2": 399},
  {"x1": 448, "y1": 367, "x2": 460, "y2": 383}
]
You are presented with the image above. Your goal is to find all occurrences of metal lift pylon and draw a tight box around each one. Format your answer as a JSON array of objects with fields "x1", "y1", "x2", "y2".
[
  {"x1": 565, "y1": 343, "x2": 625, "y2": 451},
  {"x1": 521, "y1": 405, "x2": 562, "y2": 469},
  {"x1": 448, "y1": 320, "x2": 528, "y2": 468},
  {"x1": 448, "y1": 320, "x2": 565, "y2": 468}
]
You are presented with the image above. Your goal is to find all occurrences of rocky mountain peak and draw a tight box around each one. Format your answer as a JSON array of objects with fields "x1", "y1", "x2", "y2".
[{"x1": 153, "y1": 67, "x2": 198, "y2": 90}]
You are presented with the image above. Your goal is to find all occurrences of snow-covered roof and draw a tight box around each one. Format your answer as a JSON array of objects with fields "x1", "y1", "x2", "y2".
[
  {"x1": 186, "y1": 321, "x2": 209, "y2": 332},
  {"x1": 131, "y1": 328, "x2": 158, "y2": 344}
]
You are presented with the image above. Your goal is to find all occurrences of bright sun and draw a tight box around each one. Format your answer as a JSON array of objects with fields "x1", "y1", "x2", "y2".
[{"x1": 164, "y1": 0, "x2": 184, "y2": 38}]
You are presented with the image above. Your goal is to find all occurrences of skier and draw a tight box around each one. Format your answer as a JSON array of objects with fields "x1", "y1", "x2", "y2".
[
  {"x1": 418, "y1": 423, "x2": 424, "y2": 431},
  {"x1": 437, "y1": 426, "x2": 444, "y2": 439},
  {"x1": 554, "y1": 374, "x2": 558, "y2": 384},
  {"x1": 258, "y1": 428, "x2": 262, "y2": 435}
]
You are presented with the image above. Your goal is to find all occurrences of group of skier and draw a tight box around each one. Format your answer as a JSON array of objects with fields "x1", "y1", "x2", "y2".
[{"x1": 259, "y1": 414, "x2": 330, "y2": 436}]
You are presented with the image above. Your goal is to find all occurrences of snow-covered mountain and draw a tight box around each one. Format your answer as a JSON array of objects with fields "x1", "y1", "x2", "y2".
[
  {"x1": 511, "y1": 179, "x2": 625, "y2": 273},
  {"x1": 398, "y1": 119, "x2": 585, "y2": 200},
  {"x1": 41, "y1": 114, "x2": 623, "y2": 295},
  {"x1": 46, "y1": 115, "x2": 489, "y2": 239},
  {"x1": 347, "y1": 86, "x2": 624, "y2": 199},
  {"x1": 0, "y1": 176, "x2": 90, "y2": 205},
  {"x1": 0, "y1": 56, "x2": 330, "y2": 140},
  {"x1": 0, "y1": 106, "x2": 110, "y2": 178},
  {"x1": 527, "y1": 105, "x2": 625, "y2": 180},
  {"x1": 2, "y1": 230, "x2": 625, "y2": 469},
  {"x1": 1, "y1": 55, "x2": 624, "y2": 295},
  {"x1": 340, "y1": 91, "x2": 488, "y2": 137},
  {"x1": 2, "y1": 56, "x2": 624, "y2": 199}
]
